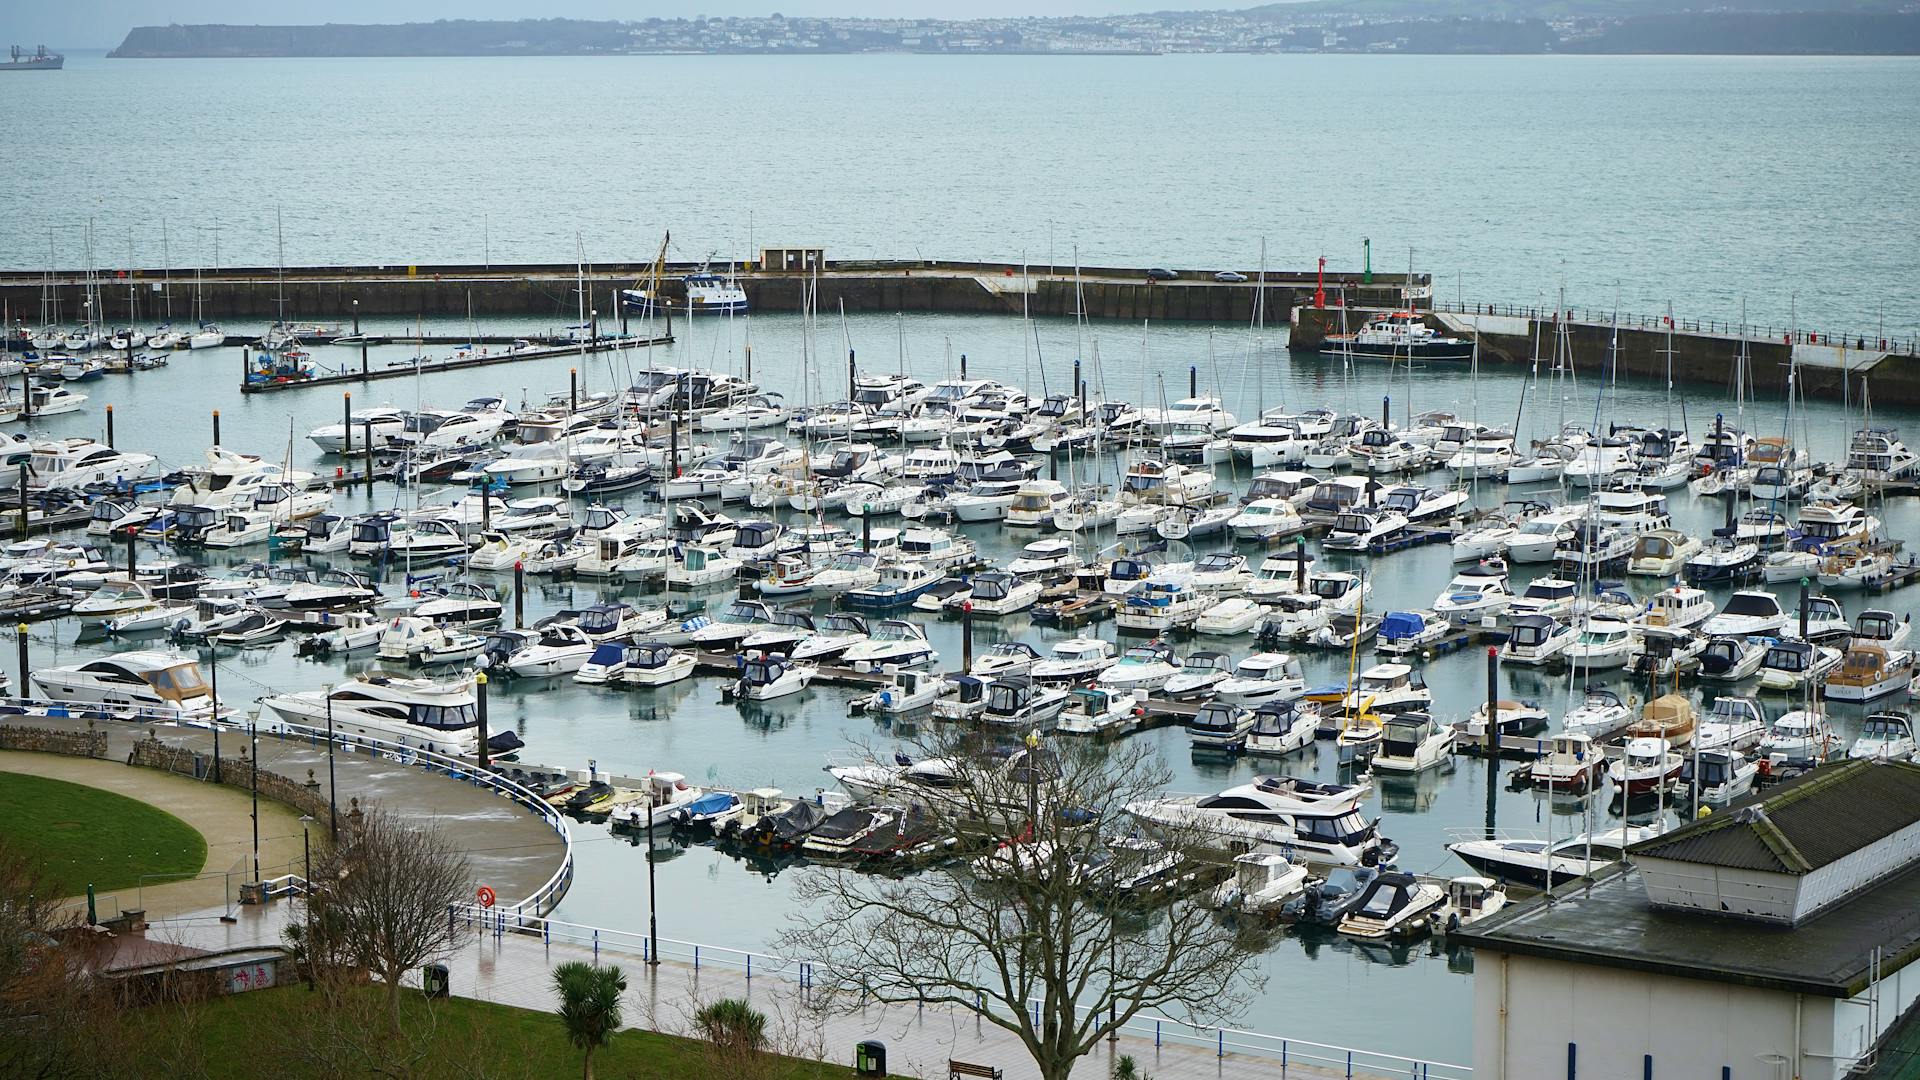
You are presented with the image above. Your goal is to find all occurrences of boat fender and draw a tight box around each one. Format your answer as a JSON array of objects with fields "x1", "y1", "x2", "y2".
[
  {"x1": 878, "y1": 690, "x2": 893, "y2": 709},
  {"x1": 1446, "y1": 912, "x2": 1461, "y2": 933}
]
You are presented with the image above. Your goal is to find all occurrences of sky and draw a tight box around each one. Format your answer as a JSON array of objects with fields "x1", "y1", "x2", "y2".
[{"x1": 26, "y1": 1, "x2": 1248, "y2": 49}]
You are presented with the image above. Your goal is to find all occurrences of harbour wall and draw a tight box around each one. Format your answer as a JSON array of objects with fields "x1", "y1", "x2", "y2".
[
  {"x1": 0, "y1": 259, "x2": 1416, "y2": 327},
  {"x1": 1289, "y1": 304, "x2": 1920, "y2": 407}
]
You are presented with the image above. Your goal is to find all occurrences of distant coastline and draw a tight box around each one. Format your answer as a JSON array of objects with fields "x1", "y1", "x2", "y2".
[{"x1": 107, "y1": 12, "x2": 1920, "y2": 59}]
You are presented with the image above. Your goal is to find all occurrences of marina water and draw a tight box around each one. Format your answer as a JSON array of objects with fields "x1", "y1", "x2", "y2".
[
  {"x1": 9, "y1": 46, "x2": 1920, "y2": 1066},
  {"x1": 14, "y1": 306, "x2": 1920, "y2": 1065}
]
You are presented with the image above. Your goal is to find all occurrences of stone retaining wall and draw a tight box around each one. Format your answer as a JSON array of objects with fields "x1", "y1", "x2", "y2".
[{"x1": 0, "y1": 723, "x2": 107, "y2": 758}]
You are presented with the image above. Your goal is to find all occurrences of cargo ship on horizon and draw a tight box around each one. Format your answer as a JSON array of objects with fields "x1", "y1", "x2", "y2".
[{"x1": 2, "y1": 45, "x2": 63, "y2": 71}]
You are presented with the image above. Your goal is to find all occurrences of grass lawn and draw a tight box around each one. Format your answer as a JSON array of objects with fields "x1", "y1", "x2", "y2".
[
  {"x1": 0, "y1": 770, "x2": 208, "y2": 896},
  {"x1": 137, "y1": 984, "x2": 848, "y2": 1080}
]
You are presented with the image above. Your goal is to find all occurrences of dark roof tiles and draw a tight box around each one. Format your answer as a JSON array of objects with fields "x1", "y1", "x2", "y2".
[{"x1": 1631, "y1": 759, "x2": 1920, "y2": 875}]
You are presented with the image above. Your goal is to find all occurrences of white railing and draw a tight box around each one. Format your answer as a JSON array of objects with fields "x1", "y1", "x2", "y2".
[
  {"x1": 0, "y1": 693, "x2": 211, "y2": 726},
  {"x1": 267, "y1": 720, "x2": 574, "y2": 919},
  {"x1": 445, "y1": 910, "x2": 1469, "y2": 1079}
]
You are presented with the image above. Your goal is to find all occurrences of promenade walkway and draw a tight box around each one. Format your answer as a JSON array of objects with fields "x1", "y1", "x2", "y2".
[
  {"x1": 0, "y1": 750, "x2": 310, "y2": 919},
  {"x1": 154, "y1": 897, "x2": 1453, "y2": 1080},
  {"x1": 9, "y1": 715, "x2": 568, "y2": 909}
]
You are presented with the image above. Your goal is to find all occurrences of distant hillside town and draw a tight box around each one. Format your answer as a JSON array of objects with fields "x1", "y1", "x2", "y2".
[{"x1": 108, "y1": 6, "x2": 1920, "y2": 57}]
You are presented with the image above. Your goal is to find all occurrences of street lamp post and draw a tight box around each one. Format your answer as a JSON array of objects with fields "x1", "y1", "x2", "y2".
[
  {"x1": 250, "y1": 714, "x2": 260, "y2": 883},
  {"x1": 209, "y1": 645, "x2": 221, "y2": 783},
  {"x1": 325, "y1": 693, "x2": 338, "y2": 840}
]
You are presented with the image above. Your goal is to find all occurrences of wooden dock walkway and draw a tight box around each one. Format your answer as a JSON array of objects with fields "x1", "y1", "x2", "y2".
[{"x1": 238, "y1": 332, "x2": 673, "y2": 395}]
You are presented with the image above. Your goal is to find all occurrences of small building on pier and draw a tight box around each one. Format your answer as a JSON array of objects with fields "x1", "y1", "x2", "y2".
[{"x1": 1457, "y1": 759, "x2": 1920, "y2": 1079}]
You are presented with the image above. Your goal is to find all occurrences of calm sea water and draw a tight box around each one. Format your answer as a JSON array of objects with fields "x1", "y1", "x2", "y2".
[
  {"x1": 5, "y1": 52, "x2": 1919, "y2": 338},
  {"x1": 15, "y1": 304, "x2": 1919, "y2": 1065}
]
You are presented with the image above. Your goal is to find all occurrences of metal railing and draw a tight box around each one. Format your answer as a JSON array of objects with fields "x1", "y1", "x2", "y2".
[
  {"x1": 1431, "y1": 300, "x2": 1919, "y2": 358},
  {"x1": 445, "y1": 910, "x2": 1470, "y2": 1079},
  {"x1": 266, "y1": 720, "x2": 574, "y2": 919}
]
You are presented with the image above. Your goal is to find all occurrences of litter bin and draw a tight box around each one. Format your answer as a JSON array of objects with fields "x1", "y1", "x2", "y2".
[
  {"x1": 421, "y1": 962, "x2": 450, "y2": 999},
  {"x1": 854, "y1": 1039, "x2": 886, "y2": 1077}
]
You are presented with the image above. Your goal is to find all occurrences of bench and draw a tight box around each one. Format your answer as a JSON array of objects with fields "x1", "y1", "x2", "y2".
[{"x1": 948, "y1": 1062, "x2": 1002, "y2": 1080}]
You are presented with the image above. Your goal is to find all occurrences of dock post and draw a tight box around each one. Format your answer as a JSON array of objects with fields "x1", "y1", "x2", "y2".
[
  {"x1": 351, "y1": 299, "x2": 359, "y2": 337},
  {"x1": 211, "y1": 410, "x2": 221, "y2": 447},
  {"x1": 847, "y1": 347, "x2": 856, "y2": 398},
  {"x1": 513, "y1": 563, "x2": 525, "y2": 629},
  {"x1": 481, "y1": 487, "x2": 491, "y2": 531},
  {"x1": 104, "y1": 405, "x2": 114, "y2": 448},
  {"x1": 14, "y1": 465, "x2": 25, "y2": 536},
  {"x1": 363, "y1": 422, "x2": 374, "y2": 489},
  {"x1": 1295, "y1": 535, "x2": 1307, "y2": 592},
  {"x1": 125, "y1": 527, "x2": 136, "y2": 576},
  {"x1": 569, "y1": 368, "x2": 577, "y2": 414},
  {"x1": 475, "y1": 672, "x2": 490, "y2": 772},
  {"x1": 744, "y1": 343, "x2": 752, "y2": 384},
  {"x1": 240, "y1": 348, "x2": 248, "y2": 391},
  {"x1": 962, "y1": 602, "x2": 974, "y2": 673},
  {"x1": 21, "y1": 370, "x2": 31, "y2": 421},
  {"x1": 669, "y1": 411, "x2": 680, "y2": 479},
  {"x1": 1189, "y1": 364, "x2": 1197, "y2": 398},
  {"x1": 343, "y1": 393, "x2": 353, "y2": 459},
  {"x1": 1381, "y1": 395, "x2": 1391, "y2": 428},
  {"x1": 1484, "y1": 646, "x2": 1500, "y2": 838},
  {"x1": 619, "y1": 291, "x2": 627, "y2": 337},
  {"x1": 958, "y1": 352, "x2": 966, "y2": 379},
  {"x1": 15, "y1": 623, "x2": 27, "y2": 689},
  {"x1": 1072, "y1": 359, "x2": 1081, "y2": 414},
  {"x1": 1799, "y1": 578, "x2": 1809, "y2": 640},
  {"x1": 862, "y1": 512, "x2": 872, "y2": 553},
  {"x1": 589, "y1": 309, "x2": 598, "y2": 344}
]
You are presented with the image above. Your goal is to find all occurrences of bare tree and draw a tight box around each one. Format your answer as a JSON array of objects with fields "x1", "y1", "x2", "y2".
[
  {"x1": 305, "y1": 807, "x2": 472, "y2": 1033},
  {"x1": 778, "y1": 732, "x2": 1269, "y2": 1080},
  {"x1": 0, "y1": 839, "x2": 119, "y2": 1080}
]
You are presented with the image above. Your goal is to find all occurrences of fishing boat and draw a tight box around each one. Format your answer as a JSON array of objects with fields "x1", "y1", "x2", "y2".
[
  {"x1": 1528, "y1": 733, "x2": 1605, "y2": 791},
  {"x1": 1607, "y1": 737, "x2": 1683, "y2": 797},
  {"x1": 1318, "y1": 312, "x2": 1473, "y2": 363}
]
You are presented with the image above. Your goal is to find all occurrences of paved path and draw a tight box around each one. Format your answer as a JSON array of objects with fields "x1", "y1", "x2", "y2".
[
  {"x1": 0, "y1": 751, "x2": 311, "y2": 920},
  {"x1": 154, "y1": 896, "x2": 1434, "y2": 1080},
  {"x1": 9, "y1": 716, "x2": 568, "y2": 908}
]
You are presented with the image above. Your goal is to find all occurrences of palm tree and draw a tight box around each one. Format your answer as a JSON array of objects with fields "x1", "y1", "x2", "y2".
[{"x1": 552, "y1": 961, "x2": 626, "y2": 1080}]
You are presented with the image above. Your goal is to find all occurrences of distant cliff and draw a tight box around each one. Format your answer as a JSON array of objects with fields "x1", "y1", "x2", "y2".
[{"x1": 109, "y1": 20, "x2": 631, "y2": 58}]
